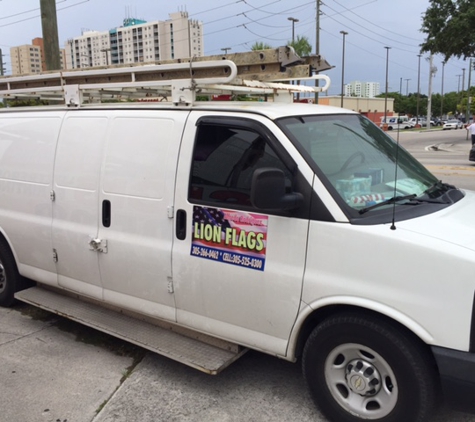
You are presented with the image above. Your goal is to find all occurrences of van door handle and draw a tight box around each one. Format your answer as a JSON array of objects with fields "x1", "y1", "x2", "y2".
[
  {"x1": 102, "y1": 200, "x2": 111, "y2": 227},
  {"x1": 176, "y1": 209, "x2": 186, "y2": 240}
]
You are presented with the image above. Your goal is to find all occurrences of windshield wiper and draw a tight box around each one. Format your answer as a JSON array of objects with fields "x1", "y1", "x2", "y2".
[
  {"x1": 407, "y1": 197, "x2": 450, "y2": 204},
  {"x1": 358, "y1": 194, "x2": 417, "y2": 215}
]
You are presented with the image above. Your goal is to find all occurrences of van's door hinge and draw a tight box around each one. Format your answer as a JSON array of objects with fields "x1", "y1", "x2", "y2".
[
  {"x1": 50, "y1": 190, "x2": 56, "y2": 201},
  {"x1": 167, "y1": 276, "x2": 174, "y2": 293},
  {"x1": 167, "y1": 206, "x2": 174, "y2": 219},
  {"x1": 52, "y1": 249, "x2": 58, "y2": 263}
]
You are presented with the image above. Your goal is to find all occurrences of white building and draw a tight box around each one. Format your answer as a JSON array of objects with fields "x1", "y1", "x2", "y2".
[
  {"x1": 345, "y1": 81, "x2": 380, "y2": 98},
  {"x1": 65, "y1": 12, "x2": 203, "y2": 69}
]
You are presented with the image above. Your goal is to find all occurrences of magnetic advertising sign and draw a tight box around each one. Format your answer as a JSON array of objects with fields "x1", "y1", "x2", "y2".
[{"x1": 191, "y1": 206, "x2": 268, "y2": 271}]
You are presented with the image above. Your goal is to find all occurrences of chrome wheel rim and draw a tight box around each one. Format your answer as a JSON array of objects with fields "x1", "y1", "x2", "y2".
[{"x1": 324, "y1": 343, "x2": 398, "y2": 420}]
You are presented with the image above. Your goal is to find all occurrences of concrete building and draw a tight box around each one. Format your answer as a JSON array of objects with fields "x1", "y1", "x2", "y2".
[
  {"x1": 345, "y1": 81, "x2": 381, "y2": 98},
  {"x1": 65, "y1": 12, "x2": 203, "y2": 70},
  {"x1": 318, "y1": 96, "x2": 394, "y2": 124},
  {"x1": 10, "y1": 44, "x2": 42, "y2": 75},
  {"x1": 10, "y1": 38, "x2": 65, "y2": 75}
]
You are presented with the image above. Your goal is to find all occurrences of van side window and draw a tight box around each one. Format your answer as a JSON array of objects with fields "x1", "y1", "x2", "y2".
[{"x1": 189, "y1": 124, "x2": 292, "y2": 208}]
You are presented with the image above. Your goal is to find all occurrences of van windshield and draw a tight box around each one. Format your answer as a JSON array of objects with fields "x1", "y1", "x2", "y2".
[{"x1": 277, "y1": 114, "x2": 461, "y2": 218}]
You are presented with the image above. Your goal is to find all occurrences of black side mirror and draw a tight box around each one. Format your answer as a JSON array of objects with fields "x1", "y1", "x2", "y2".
[{"x1": 250, "y1": 168, "x2": 303, "y2": 211}]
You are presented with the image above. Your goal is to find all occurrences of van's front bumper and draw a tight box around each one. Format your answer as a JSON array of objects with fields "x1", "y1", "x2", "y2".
[{"x1": 432, "y1": 346, "x2": 475, "y2": 414}]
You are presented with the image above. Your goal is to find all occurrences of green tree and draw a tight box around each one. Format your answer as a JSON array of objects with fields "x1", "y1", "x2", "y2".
[
  {"x1": 288, "y1": 35, "x2": 312, "y2": 57},
  {"x1": 420, "y1": 0, "x2": 475, "y2": 60},
  {"x1": 251, "y1": 42, "x2": 272, "y2": 51}
]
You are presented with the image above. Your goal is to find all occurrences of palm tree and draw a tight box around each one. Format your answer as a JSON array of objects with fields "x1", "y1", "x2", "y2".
[
  {"x1": 251, "y1": 42, "x2": 273, "y2": 51},
  {"x1": 288, "y1": 35, "x2": 312, "y2": 57}
]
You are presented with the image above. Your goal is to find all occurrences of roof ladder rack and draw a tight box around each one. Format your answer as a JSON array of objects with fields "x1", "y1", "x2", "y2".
[{"x1": 0, "y1": 46, "x2": 333, "y2": 106}]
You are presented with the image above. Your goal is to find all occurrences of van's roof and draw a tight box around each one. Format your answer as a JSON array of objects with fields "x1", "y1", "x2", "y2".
[{"x1": 0, "y1": 101, "x2": 356, "y2": 120}]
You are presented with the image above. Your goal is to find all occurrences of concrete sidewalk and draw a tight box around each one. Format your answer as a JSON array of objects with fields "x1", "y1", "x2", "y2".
[
  {"x1": 0, "y1": 303, "x2": 138, "y2": 422},
  {"x1": 2, "y1": 303, "x2": 475, "y2": 422}
]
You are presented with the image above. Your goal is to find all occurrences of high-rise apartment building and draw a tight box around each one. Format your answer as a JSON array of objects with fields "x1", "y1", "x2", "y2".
[
  {"x1": 10, "y1": 44, "x2": 42, "y2": 75},
  {"x1": 65, "y1": 12, "x2": 203, "y2": 70},
  {"x1": 10, "y1": 38, "x2": 65, "y2": 75},
  {"x1": 346, "y1": 81, "x2": 380, "y2": 98}
]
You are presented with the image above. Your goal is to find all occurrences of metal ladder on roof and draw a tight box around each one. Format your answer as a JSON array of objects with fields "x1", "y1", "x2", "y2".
[{"x1": 0, "y1": 46, "x2": 332, "y2": 106}]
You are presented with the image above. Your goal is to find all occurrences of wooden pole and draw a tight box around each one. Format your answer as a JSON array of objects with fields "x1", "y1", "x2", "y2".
[{"x1": 40, "y1": 0, "x2": 61, "y2": 70}]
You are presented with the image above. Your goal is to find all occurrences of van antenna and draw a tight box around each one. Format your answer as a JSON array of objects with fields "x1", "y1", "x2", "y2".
[{"x1": 390, "y1": 113, "x2": 402, "y2": 230}]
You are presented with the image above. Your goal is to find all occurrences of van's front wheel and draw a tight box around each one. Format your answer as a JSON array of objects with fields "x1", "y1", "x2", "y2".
[{"x1": 302, "y1": 314, "x2": 436, "y2": 422}]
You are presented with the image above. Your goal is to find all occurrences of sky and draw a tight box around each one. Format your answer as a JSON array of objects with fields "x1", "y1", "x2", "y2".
[{"x1": 0, "y1": 0, "x2": 471, "y2": 98}]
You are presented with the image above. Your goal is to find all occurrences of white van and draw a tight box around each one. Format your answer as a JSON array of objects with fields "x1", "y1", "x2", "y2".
[
  {"x1": 380, "y1": 115, "x2": 412, "y2": 130},
  {"x1": 0, "y1": 52, "x2": 474, "y2": 422}
]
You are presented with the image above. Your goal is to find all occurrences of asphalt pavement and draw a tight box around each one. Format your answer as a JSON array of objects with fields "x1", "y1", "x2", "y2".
[{"x1": 2, "y1": 302, "x2": 475, "y2": 422}]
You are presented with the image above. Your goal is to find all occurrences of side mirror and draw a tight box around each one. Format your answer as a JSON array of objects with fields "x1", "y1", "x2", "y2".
[{"x1": 250, "y1": 168, "x2": 303, "y2": 211}]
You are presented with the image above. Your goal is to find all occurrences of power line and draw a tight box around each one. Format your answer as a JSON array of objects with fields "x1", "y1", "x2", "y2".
[
  {"x1": 322, "y1": 2, "x2": 420, "y2": 51},
  {"x1": 330, "y1": 0, "x2": 421, "y2": 43},
  {"x1": 0, "y1": 0, "x2": 89, "y2": 29},
  {"x1": 0, "y1": 0, "x2": 66, "y2": 21}
]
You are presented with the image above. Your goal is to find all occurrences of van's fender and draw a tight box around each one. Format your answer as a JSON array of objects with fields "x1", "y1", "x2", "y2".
[
  {"x1": 287, "y1": 296, "x2": 434, "y2": 359},
  {"x1": 0, "y1": 228, "x2": 20, "y2": 266}
]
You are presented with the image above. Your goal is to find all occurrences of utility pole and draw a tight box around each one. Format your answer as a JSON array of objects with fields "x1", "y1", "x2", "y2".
[
  {"x1": 314, "y1": 0, "x2": 321, "y2": 104},
  {"x1": 0, "y1": 48, "x2": 4, "y2": 76},
  {"x1": 40, "y1": 0, "x2": 61, "y2": 70}
]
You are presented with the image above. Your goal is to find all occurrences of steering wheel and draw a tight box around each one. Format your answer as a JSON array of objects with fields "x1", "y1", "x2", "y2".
[{"x1": 338, "y1": 151, "x2": 365, "y2": 173}]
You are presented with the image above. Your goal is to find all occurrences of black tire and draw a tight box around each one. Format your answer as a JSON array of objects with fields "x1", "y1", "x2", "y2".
[
  {"x1": 0, "y1": 240, "x2": 21, "y2": 307},
  {"x1": 302, "y1": 314, "x2": 437, "y2": 422}
]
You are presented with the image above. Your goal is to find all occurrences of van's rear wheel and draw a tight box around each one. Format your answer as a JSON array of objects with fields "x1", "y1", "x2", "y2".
[
  {"x1": 0, "y1": 241, "x2": 20, "y2": 307},
  {"x1": 302, "y1": 314, "x2": 436, "y2": 422}
]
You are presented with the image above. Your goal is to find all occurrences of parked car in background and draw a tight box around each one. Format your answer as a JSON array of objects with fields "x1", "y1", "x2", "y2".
[
  {"x1": 443, "y1": 119, "x2": 464, "y2": 130},
  {"x1": 408, "y1": 117, "x2": 435, "y2": 127}
]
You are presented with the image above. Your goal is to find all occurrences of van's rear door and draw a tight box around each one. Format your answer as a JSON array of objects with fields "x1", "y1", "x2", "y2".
[{"x1": 52, "y1": 112, "x2": 107, "y2": 299}]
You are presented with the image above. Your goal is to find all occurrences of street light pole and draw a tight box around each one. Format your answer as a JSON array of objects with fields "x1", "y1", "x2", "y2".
[
  {"x1": 466, "y1": 58, "x2": 472, "y2": 123},
  {"x1": 440, "y1": 62, "x2": 445, "y2": 117},
  {"x1": 288, "y1": 17, "x2": 299, "y2": 42},
  {"x1": 404, "y1": 78, "x2": 410, "y2": 96},
  {"x1": 384, "y1": 46, "x2": 391, "y2": 125},
  {"x1": 416, "y1": 54, "x2": 422, "y2": 125},
  {"x1": 340, "y1": 30, "x2": 348, "y2": 108}
]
